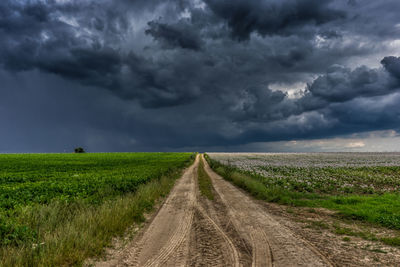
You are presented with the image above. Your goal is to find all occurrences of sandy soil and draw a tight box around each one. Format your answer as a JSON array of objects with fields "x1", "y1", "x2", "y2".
[
  {"x1": 255, "y1": 201, "x2": 400, "y2": 266},
  {"x1": 93, "y1": 155, "x2": 397, "y2": 266}
]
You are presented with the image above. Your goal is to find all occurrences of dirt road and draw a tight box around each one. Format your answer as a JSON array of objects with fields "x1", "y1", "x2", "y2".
[{"x1": 96, "y1": 155, "x2": 332, "y2": 266}]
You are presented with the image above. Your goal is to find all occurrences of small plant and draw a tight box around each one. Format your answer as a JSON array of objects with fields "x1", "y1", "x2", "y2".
[
  {"x1": 286, "y1": 208, "x2": 295, "y2": 214},
  {"x1": 74, "y1": 147, "x2": 85, "y2": 153}
]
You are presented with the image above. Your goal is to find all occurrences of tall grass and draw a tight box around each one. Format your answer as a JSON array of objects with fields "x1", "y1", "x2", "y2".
[
  {"x1": 0, "y1": 156, "x2": 194, "y2": 266},
  {"x1": 197, "y1": 156, "x2": 214, "y2": 200}
]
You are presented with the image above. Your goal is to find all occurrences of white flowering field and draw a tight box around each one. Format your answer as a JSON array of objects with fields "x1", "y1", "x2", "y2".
[{"x1": 208, "y1": 153, "x2": 400, "y2": 195}]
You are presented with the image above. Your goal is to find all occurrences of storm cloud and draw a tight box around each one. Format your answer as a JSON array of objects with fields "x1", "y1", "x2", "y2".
[
  {"x1": 204, "y1": 0, "x2": 346, "y2": 40},
  {"x1": 1, "y1": 0, "x2": 400, "y2": 152}
]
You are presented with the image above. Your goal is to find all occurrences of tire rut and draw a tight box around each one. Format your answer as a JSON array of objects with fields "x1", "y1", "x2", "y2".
[
  {"x1": 188, "y1": 156, "x2": 242, "y2": 267},
  {"x1": 188, "y1": 206, "x2": 240, "y2": 267},
  {"x1": 119, "y1": 155, "x2": 199, "y2": 267},
  {"x1": 198, "y1": 181, "x2": 253, "y2": 267}
]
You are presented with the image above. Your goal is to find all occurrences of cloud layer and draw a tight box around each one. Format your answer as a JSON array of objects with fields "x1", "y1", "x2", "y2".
[{"x1": 1, "y1": 0, "x2": 400, "y2": 152}]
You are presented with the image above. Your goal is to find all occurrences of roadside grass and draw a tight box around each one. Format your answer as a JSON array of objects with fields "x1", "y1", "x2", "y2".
[
  {"x1": 204, "y1": 154, "x2": 400, "y2": 245},
  {"x1": 333, "y1": 224, "x2": 378, "y2": 241},
  {"x1": 307, "y1": 219, "x2": 400, "y2": 247},
  {"x1": 198, "y1": 156, "x2": 214, "y2": 200},
  {"x1": 0, "y1": 153, "x2": 195, "y2": 266}
]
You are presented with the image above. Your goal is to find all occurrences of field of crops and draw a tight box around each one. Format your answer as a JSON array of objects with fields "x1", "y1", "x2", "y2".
[
  {"x1": 209, "y1": 153, "x2": 400, "y2": 195},
  {"x1": 206, "y1": 153, "x2": 400, "y2": 231},
  {"x1": 0, "y1": 153, "x2": 192, "y2": 210},
  {"x1": 0, "y1": 152, "x2": 193, "y2": 265}
]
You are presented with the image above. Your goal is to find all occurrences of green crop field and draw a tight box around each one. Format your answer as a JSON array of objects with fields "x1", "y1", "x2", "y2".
[{"x1": 0, "y1": 152, "x2": 194, "y2": 266}]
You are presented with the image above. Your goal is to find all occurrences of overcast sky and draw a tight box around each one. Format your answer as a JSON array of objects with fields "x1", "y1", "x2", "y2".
[{"x1": 1, "y1": 0, "x2": 400, "y2": 153}]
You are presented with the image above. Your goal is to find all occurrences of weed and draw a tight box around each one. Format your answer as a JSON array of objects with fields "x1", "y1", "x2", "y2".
[
  {"x1": 286, "y1": 208, "x2": 295, "y2": 214},
  {"x1": 311, "y1": 220, "x2": 330, "y2": 229},
  {"x1": 198, "y1": 156, "x2": 214, "y2": 200},
  {"x1": 380, "y1": 237, "x2": 400, "y2": 247}
]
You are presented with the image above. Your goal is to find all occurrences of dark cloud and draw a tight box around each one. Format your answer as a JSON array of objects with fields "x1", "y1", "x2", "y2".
[
  {"x1": 381, "y1": 56, "x2": 400, "y2": 81},
  {"x1": 145, "y1": 21, "x2": 203, "y2": 50},
  {"x1": 1, "y1": 0, "x2": 400, "y2": 152},
  {"x1": 204, "y1": 0, "x2": 346, "y2": 40},
  {"x1": 299, "y1": 64, "x2": 394, "y2": 109}
]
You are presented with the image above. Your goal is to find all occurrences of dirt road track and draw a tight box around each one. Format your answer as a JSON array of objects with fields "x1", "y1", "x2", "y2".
[{"x1": 95, "y1": 155, "x2": 333, "y2": 267}]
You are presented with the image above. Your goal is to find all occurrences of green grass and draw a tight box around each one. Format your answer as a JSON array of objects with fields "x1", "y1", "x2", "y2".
[
  {"x1": 0, "y1": 152, "x2": 194, "y2": 266},
  {"x1": 198, "y1": 156, "x2": 214, "y2": 200},
  {"x1": 205, "y1": 154, "x2": 400, "y2": 232},
  {"x1": 332, "y1": 224, "x2": 400, "y2": 247},
  {"x1": 333, "y1": 224, "x2": 378, "y2": 241},
  {"x1": 380, "y1": 237, "x2": 400, "y2": 246},
  {"x1": 342, "y1": 237, "x2": 351, "y2": 242},
  {"x1": 319, "y1": 194, "x2": 400, "y2": 229}
]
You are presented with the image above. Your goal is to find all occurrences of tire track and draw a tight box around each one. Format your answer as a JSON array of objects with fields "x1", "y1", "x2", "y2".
[
  {"x1": 191, "y1": 205, "x2": 241, "y2": 267},
  {"x1": 141, "y1": 210, "x2": 194, "y2": 267},
  {"x1": 188, "y1": 155, "x2": 242, "y2": 267},
  {"x1": 119, "y1": 155, "x2": 199, "y2": 267},
  {"x1": 197, "y1": 175, "x2": 253, "y2": 267},
  {"x1": 250, "y1": 230, "x2": 273, "y2": 267}
]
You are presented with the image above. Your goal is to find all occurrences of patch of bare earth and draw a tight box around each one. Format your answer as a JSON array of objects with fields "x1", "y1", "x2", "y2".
[{"x1": 258, "y1": 202, "x2": 400, "y2": 266}]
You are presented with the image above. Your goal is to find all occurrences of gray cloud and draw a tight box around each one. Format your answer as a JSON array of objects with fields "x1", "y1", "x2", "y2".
[
  {"x1": 204, "y1": 0, "x2": 346, "y2": 40},
  {"x1": 382, "y1": 56, "x2": 400, "y2": 82},
  {"x1": 298, "y1": 64, "x2": 396, "y2": 111},
  {"x1": 145, "y1": 20, "x2": 203, "y2": 50}
]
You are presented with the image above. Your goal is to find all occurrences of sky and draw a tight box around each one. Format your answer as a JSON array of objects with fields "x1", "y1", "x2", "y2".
[{"x1": 1, "y1": 0, "x2": 400, "y2": 153}]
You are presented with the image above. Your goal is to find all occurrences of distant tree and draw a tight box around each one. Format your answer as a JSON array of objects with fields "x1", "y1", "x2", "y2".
[{"x1": 74, "y1": 147, "x2": 85, "y2": 153}]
